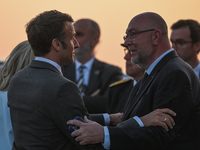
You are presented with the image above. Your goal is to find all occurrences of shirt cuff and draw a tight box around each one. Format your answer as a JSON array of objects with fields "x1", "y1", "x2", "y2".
[
  {"x1": 133, "y1": 116, "x2": 144, "y2": 127},
  {"x1": 102, "y1": 126, "x2": 110, "y2": 150},
  {"x1": 103, "y1": 113, "x2": 110, "y2": 125}
]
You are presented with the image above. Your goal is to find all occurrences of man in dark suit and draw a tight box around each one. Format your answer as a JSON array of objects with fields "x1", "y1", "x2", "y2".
[
  {"x1": 170, "y1": 19, "x2": 200, "y2": 78},
  {"x1": 7, "y1": 10, "x2": 176, "y2": 150},
  {"x1": 62, "y1": 19, "x2": 122, "y2": 114},
  {"x1": 67, "y1": 12, "x2": 200, "y2": 150},
  {"x1": 8, "y1": 10, "x2": 104, "y2": 150},
  {"x1": 107, "y1": 44, "x2": 145, "y2": 114}
]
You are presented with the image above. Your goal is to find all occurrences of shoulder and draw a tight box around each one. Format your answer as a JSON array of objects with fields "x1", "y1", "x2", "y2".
[{"x1": 110, "y1": 78, "x2": 132, "y2": 88}]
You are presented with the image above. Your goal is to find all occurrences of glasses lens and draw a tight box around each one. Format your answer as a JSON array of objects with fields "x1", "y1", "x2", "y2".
[
  {"x1": 129, "y1": 33, "x2": 135, "y2": 40},
  {"x1": 175, "y1": 41, "x2": 184, "y2": 48},
  {"x1": 123, "y1": 35, "x2": 127, "y2": 41}
]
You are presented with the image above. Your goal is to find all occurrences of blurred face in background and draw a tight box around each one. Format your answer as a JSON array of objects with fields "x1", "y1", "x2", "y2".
[
  {"x1": 74, "y1": 20, "x2": 93, "y2": 61},
  {"x1": 124, "y1": 47, "x2": 144, "y2": 81},
  {"x1": 170, "y1": 26, "x2": 196, "y2": 63}
]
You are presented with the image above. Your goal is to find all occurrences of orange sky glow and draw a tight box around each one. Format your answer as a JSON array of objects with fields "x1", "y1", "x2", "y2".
[{"x1": 1, "y1": 0, "x2": 200, "y2": 73}]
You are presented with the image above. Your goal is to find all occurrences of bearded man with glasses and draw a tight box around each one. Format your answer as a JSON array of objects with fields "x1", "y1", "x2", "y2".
[{"x1": 67, "y1": 12, "x2": 200, "y2": 150}]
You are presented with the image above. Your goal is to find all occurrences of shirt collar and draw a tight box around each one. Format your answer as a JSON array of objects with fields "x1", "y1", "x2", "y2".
[
  {"x1": 193, "y1": 61, "x2": 200, "y2": 78},
  {"x1": 133, "y1": 79, "x2": 137, "y2": 86},
  {"x1": 35, "y1": 57, "x2": 62, "y2": 73},
  {"x1": 75, "y1": 57, "x2": 95, "y2": 71},
  {"x1": 146, "y1": 49, "x2": 174, "y2": 75}
]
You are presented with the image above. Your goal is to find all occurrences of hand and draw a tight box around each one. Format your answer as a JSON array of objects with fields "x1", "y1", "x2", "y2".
[
  {"x1": 140, "y1": 108, "x2": 176, "y2": 131},
  {"x1": 91, "y1": 89, "x2": 100, "y2": 97},
  {"x1": 109, "y1": 113, "x2": 123, "y2": 126},
  {"x1": 67, "y1": 116, "x2": 104, "y2": 145}
]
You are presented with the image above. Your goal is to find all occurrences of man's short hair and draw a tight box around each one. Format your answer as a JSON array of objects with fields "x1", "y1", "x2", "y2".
[
  {"x1": 26, "y1": 10, "x2": 73, "y2": 56},
  {"x1": 171, "y1": 19, "x2": 200, "y2": 44}
]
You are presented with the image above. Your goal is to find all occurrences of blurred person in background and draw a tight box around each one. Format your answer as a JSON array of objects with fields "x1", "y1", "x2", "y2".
[
  {"x1": 62, "y1": 19, "x2": 123, "y2": 114},
  {"x1": 107, "y1": 44, "x2": 144, "y2": 114},
  {"x1": 170, "y1": 19, "x2": 200, "y2": 78},
  {"x1": 0, "y1": 40, "x2": 34, "y2": 150}
]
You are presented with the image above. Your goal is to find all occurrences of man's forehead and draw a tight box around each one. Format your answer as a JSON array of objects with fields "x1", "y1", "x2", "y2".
[
  {"x1": 74, "y1": 20, "x2": 91, "y2": 28},
  {"x1": 74, "y1": 22, "x2": 92, "y2": 37},
  {"x1": 64, "y1": 22, "x2": 76, "y2": 35},
  {"x1": 65, "y1": 22, "x2": 73, "y2": 29},
  {"x1": 172, "y1": 26, "x2": 190, "y2": 34},
  {"x1": 71, "y1": 24, "x2": 75, "y2": 32},
  {"x1": 126, "y1": 16, "x2": 146, "y2": 33},
  {"x1": 171, "y1": 27, "x2": 191, "y2": 39}
]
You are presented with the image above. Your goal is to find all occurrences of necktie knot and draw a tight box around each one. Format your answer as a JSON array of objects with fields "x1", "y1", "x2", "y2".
[{"x1": 79, "y1": 65, "x2": 85, "y2": 72}]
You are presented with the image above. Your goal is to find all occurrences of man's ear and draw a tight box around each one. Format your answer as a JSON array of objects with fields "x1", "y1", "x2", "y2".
[
  {"x1": 152, "y1": 30, "x2": 162, "y2": 46},
  {"x1": 193, "y1": 41, "x2": 200, "y2": 53},
  {"x1": 91, "y1": 34, "x2": 99, "y2": 49},
  {"x1": 52, "y1": 38, "x2": 62, "y2": 51}
]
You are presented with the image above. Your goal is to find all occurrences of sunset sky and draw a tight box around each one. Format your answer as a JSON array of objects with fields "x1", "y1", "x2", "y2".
[{"x1": 1, "y1": 0, "x2": 200, "y2": 73}]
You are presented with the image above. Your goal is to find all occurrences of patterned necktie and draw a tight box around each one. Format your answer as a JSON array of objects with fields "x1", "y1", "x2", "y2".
[{"x1": 77, "y1": 65, "x2": 86, "y2": 93}]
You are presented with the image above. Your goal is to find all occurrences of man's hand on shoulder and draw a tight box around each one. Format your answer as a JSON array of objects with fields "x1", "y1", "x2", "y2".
[{"x1": 140, "y1": 108, "x2": 176, "y2": 131}]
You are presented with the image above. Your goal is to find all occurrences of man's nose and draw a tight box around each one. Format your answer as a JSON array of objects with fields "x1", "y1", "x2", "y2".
[{"x1": 74, "y1": 38, "x2": 80, "y2": 48}]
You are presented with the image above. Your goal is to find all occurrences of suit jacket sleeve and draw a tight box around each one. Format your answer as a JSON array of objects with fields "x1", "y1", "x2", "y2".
[
  {"x1": 108, "y1": 69, "x2": 200, "y2": 150},
  {"x1": 90, "y1": 114, "x2": 106, "y2": 126},
  {"x1": 117, "y1": 118, "x2": 139, "y2": 128},
  {"x1": 51, "y1": 81, "x2": 105, "y2": 150}
]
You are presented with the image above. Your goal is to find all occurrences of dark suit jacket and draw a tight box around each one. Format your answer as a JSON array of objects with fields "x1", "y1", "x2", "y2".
[
  {"x1": 62, "y1": 58, "x2": 122, "y2": 114},
  {"x1": 107, "y1": 78, "x2": 133, "y2": 114},
  {"x1": 8, "y1": 60, "x2": 104, "y2": 150},
  {"x1": 108, "y1": 51, "x2": 200, "y2": 150}
]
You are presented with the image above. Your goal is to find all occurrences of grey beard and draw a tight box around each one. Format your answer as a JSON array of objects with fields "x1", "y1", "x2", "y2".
[
  {"x1": 131, "y1": 51, "x2": 148, "y2": 68},
  {"x1": 75, "y1": 47, "x2": 90, "y2": 60}
]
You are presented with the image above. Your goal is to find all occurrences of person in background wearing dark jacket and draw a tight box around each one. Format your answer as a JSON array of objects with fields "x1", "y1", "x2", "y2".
[
  {"x1": 170, "y1": 19, "x2": 200, "y2": 78},
  {"x1": 107, "y1": 44, "x2": 144, "y2": 114},
  {"x1": 62, "y1": 19, "x2": 123, "y2": 114}
]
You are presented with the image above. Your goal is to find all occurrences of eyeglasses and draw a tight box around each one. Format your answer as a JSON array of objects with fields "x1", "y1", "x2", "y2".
[
  {"x1": 123, "y1": 29, "x2": 156, "y2": 41},
  {"x1": 171, "y1": 40, "x2": 193, "y2": 48}
]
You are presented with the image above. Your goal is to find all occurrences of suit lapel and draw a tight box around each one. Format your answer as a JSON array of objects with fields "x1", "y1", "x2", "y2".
[
  {"x1": 122, "y1": 51, "x2": 178, "y2": 120},
  {"x1": 122, "y1": 75, "x2": 154, "y2": 120},
  {"x1": 85, "y1": 59, "x2": 102, "y2": 94}
]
